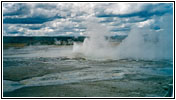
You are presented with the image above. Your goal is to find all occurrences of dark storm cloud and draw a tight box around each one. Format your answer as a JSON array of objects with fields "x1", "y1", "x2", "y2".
[
  {"x1": 96, "y1": 8, "x2": 172, "y2": 18},
  {"x1": 3, "y1": 15, "x2": 63, "y2": 24}
]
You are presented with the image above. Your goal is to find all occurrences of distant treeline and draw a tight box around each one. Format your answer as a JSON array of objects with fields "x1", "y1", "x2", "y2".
[
  {"x1": 3, "y1": 35, "x2": 127, "y2": 46},
  {"x1": 3, "y1": 36, "x2": 86, "y2": 45}
]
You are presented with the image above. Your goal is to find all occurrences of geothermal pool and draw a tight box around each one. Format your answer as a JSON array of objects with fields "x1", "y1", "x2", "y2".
[{"x1": 3, "y1": 45, "x2": 173, "y2": 97}]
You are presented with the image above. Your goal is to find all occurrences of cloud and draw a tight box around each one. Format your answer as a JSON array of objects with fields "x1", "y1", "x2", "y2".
[
  {"x1": 3, "y1": 3, "x2": 30, "y2": 16},
  {"x1": 3, "y1": 3, "x2": 64, "y2": 24},
  {"x1": 111, "y1": 27, "x2": 131, "y2": 32},
  {"x1": 96, "y1": 3, "x2": 172, "y2": 18},
  {"x1": 3, "y1": 15, "x2": 63, "y2": 24},
  {"x1": 3, "y1": 3, "x2": 173, "y2": 36}
]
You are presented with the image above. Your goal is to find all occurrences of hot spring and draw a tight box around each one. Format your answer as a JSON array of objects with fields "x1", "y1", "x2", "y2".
[{"x1": 3, "y1": 16, "x2": 173, "y2": 97}]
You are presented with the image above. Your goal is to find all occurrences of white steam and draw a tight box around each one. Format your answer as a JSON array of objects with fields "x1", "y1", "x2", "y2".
[
  {"x1": 73, "y1": 18, "x2": 117, "y2": 59},
  {"x1": 73, "y1": 15, "x2": 173, "y2": 60}
]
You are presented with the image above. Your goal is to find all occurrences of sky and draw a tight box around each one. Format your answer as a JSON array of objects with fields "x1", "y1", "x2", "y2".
[{"x1": 3, "y1": 2, "x2": 173, "y2": 36}]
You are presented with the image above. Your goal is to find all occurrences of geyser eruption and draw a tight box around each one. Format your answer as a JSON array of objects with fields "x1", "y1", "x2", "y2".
[
  {"x1": 116, "y1": 14, "x2": 173, "y2": 60},
  {"x1": 73, "y1": 18, "x2": 117, "y2": 59},
  {"x1": 73, "y1": 15, "x2": 173, "y2": 60}
]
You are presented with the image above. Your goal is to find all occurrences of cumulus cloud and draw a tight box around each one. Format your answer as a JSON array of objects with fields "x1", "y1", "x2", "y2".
[
  {"x1": 3, "y1": 2, "x2": 173, "y2": 36},
  {"x1": 96, "y1": 3, "x2": 172, "y2": 18}
]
